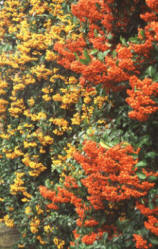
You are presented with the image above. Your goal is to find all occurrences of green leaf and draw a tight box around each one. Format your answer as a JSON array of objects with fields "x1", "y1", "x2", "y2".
[
  {"x1": 97, "y1": 52, "x2": 103, "y2": 61},
  {"x1": 83, "y1": 49, "x2": 91, "y2": 62},
  {"x1": 103, "y1": 49, "x2": 111, "y2": 56},
  {"x1": 145, "y1": 151, "x2": 157, "y2": 159},
  {"x1": 153, "y1": 72, "x2": 158, "y2": 81},
  {"x1": 97, "y1": 50, "x2": 110, "y2": 61},
  {"x1": 116, "y1": 59, "x2": 119, "y2": 66},
  {"x1": 103, "y1": 232, "x2": 108, "y2": 241},
  {"x1": 3, "y1": 44, "x2": 12, "y2": 52},
  {"x1": 106, "y1": 245, "x2": 112, "y2": 249},
  {"x1": 112, "y1": 50, "x2": 117, "y2": 58},
  {"x1": 39, "y1": 55, "x2": 45, "y2": 63},
  {"x1": 136, "y1": 172, "x2": 147, "y2": 180},
  {"x1": 138, "y1": 136, "x2": 150, "y2": 147},
  {"x1": 94, "y1": 29, "x2": 98, "y2": 37},
  {"x1": 107, "y1": 33, "x2": 113, "y2": 40},
  {"x1": 120, "y1": 36, "x2": 127, "y2": 46},
  {"x1": 77, "y1": 180, "x2": 82, "y2": 187},
  {"x1": 134, "y1": 86, "x2": 138, "y2": 92},
  {"x1": 95, "y1": 2, "x2": 101, "y2": 10},
  {"x1": 72, "y1": 16, "x2": 79, "y2": 24},
  {"x1": 148, "y1": 176, "x2": 157, "y2": 182},
  {"x1": 79, "y1": 59, "x2": 89, "y2": 65},
  {"x1": 100, "y1": 140, "x2": 111, "y2": 149},
  {"x1": 45, "y1": 179, "x2": 52, "y2": 188},
  {"x1": 135, "y1": 161, "x2": 147, "y2": 168},
  {"x1": 78, "y1": 49, "x2": 91, "y2": 65},
  {"x1": 90, "y1": 49, "x2": 98, "y2": 55},
  {"x1": 140, "y1": 30, "x2": 145, "y2": 38},
  {"x1": 124, "y1": 240, "x2": 133, "y2": 247},
  {"x1": 149, "y1": 237, "x2": 158, "y2": 245},
  {"x1": 129, "y1": 37, "x2": 139, "y2": 43},
  {"x1": 74, "y1": 52, "x2": 79, "y2": 60},
  {"x1": 145, "y1": 66, "x2": 157, "y2": 77},
  {"x1": 149, "y1": 200, "x2": 155, "y2": 209}
]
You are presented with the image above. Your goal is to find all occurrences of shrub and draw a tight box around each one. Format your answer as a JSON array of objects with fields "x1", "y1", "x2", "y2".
[{"x1": 0, "y1": 0, "x2": 158, "y2": 248}]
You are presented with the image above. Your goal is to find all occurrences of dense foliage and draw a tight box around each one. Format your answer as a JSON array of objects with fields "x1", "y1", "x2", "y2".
[{"x1": 0, "y1": 0, "x2": 157, "y2": 249}]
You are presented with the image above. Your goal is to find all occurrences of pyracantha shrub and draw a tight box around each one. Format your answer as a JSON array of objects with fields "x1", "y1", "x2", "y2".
[{"x1": 40, "y1": 140, "x2": 158, "y2": 248}]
